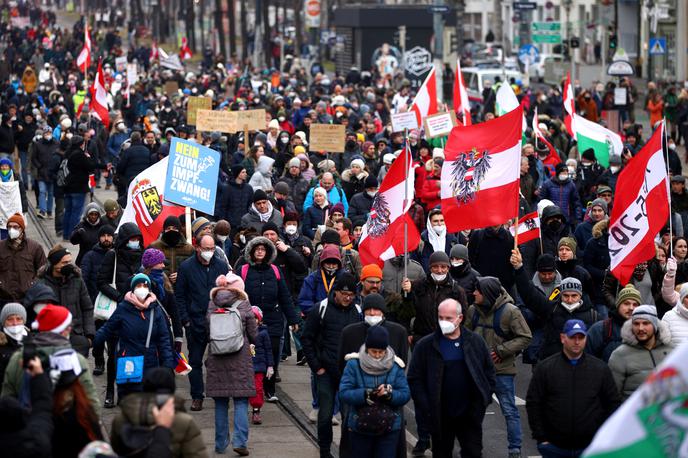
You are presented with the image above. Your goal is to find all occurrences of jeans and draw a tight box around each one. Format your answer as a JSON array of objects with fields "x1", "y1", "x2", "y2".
[
  {"x1": 38, "y1": 181, "x2": 54, "y2": 214},
  {"x1": 350, "y1": 430, "x2": 400, "y2": 458},
  {"x1": 63, "y1": 193, "x2": 86, "y2": 240},
  {"x1": 187, "y1": 329, "x2": 208, "y2": 400},
  {"x1": 494, "y1": 375, "x2": 522, "y2": 452},
  {"x1": 18, "y1": 149, "x2": 29, "y2": 184},
  {"x1": 432, "y1": 403, "x2": 486, "y2": 458},
  {"x1": 537, "y1": 442, "x2": 584, "y2": 458},
  {"x1": 214, "y1": 397, "x2": 249, "y2": 452},
  {"x1": 315, "y1": 371, "x2": 338, "y2": 452}
]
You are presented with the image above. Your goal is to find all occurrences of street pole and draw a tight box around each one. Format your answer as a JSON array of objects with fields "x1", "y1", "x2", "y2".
[{"x1": 433, "y1": 0, "x2": 445, "y2": 102}]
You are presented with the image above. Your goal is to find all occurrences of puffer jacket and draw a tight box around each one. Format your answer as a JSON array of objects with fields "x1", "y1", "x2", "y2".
[
  {"x1": 217, "y1": 179, "x2": 254, "y2": 229},
  {"x1": 584, "y1": 312, "x2": 625, "y2": 363},
  {"x1": 539, "y1": 175, "x2": 583, "y2": 223},
  {"x1": 205, "y1": 289, "x2": 257, "y2": 398},
  {"x1": 298, "y1": 245, "x2": 343, "y2": 314},
  {"x1": 116, "y1": 141, "x2": 152, "y2": 186},
  {"x1": 31, "y1": 137, "x2": 59, "y2": 182},
  {"x1": 339, "y1": 353, "x2": 410, "y2": 433},
  {"x1": 110, "y1": 393, "x2": 208, "y2": 458},
  {"x1": 251, "y1": 324, "x2": 274, "y2": 373},
  {"x1": 0, "y1": 236, "x2": 46, "y2": 302},
  {"x1": 302, "y1": 203, "x2": 329, "y2": 239},
  {"x1": 69, "y1": 202, "x2": 109, "y2": 266},
  {"x1": 81, "y1": 243, "x2": 110, "y2": 302},
  {"x1": 94, "y1": 296, "x2": 175, "y2": 370},
  {"x1": 247, "y1": 155, "x2": 275, "y2": 192},
  {"x1": 464, "y1": 284, "x2": 532, "y2": 375},
  {"x1": 34, "y1": 264, "x2": 95, "y2": 338},
  {"x1": 241, "y1": 237, "x2": 299, "y2": 337},
  {"x1": 96, "y1": 222, "x2": 143, "y2": 302},
  {"x1": 608, "y1": 320, "x2": 673, "y2": 399},
  {"x1": 661, "y1": 299, "x2": 688, "y2": 346}
]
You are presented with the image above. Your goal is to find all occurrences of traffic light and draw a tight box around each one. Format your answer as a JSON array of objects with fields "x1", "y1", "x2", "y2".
[
  {"x1": 450, "y1": 32, "x2": 459, "y2": 53},
  {"x1": 609, "y1": 34, "x2": 617, "y2": 49}
]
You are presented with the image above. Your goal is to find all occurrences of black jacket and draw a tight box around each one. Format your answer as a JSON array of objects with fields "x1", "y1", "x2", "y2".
[
  {"x1": 337, "y1": 320, "x2": 408, "y2": 373},
  {"x1": 407, "y1": 328, "x2": 496, "y2": 435},
  {"x1": 468, "y1": 227, "x2": 516, "y2": 290},
  {"x1": 116, "y1": 141, "x2": 152, "y2": 186},
  {"x1": 31, "y1": 137, "x2": 59, "y2": 182},
  {"x1": 403, "y1": 276, "x2": 466, "y2": 341},
  {"x1": 347, "y1": 191, "x2": 374, "y2": 227},
  {"x1": 301, "y1": 295, "x2": 362, "y2": 380},
  {"x1": 96, "y1": 222, "x2": 143, "y2": 302},
  {"x1": 521, "y1": 206, "x2": 572, "y2": 277},
  {"x1": 69, "y1": 212, "x2": 110, "y2": 266},
  {"x1": 526, "y1": 351, "x2": 621, "y2": 450},
  {"x1": 449, "y1": 263, "x2": 481, "y2": 304},
  {"x1": 217, "y1": 178, "x2": 254, "y2": 229},
  {"x1": 63, "y1": 144, "x2": 96, "y2": 194},
  {"x1": 81, "y1": 242, "x2": 110, "y2": 302}
]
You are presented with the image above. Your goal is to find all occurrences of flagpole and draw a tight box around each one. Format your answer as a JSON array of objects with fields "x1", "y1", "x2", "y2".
[
  {"x1": 403, "y1": 127, "x2": 409, "y2": 283},
  {"x1": 663, "y1": 118, "x2": 673, "y2": 257}
]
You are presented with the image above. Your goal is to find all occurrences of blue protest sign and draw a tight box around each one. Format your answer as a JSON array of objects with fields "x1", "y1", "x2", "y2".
[{"x1": 165, "y1": 137, "x2": 220, "y2": 215}]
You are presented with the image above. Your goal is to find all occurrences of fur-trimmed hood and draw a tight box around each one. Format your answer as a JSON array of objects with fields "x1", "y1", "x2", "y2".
[
  {"x1": 344, "y1": 351, "x2": 406, "y2": 368},
  {"x1": 209, "y1": 286, "x2": 249, "y2": 303},
  {"x1": 592, "y1": 219, "x2": 609, "y2": 239},
  {"x1": 244, "y1": 236, "x2": 277, "y2": 266},
  {"x1": 621, "y1": 319, "x2": 672, "y2": 347},
  {"x1": 341, "y1": 169, "x2": 369, "y2": 183}
]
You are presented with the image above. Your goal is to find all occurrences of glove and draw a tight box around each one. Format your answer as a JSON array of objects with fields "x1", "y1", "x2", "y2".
[
  {"x1": 364, "y1": 389, "x2": 375, "y2": 405},
  {"x1": 667, "y1": 257, "x2": 678, "y2": 276},
  {"x1": 174, "y1": 340, "x2": 183, "y2": 354},
  {"x1": 266, "y1": 367, "x2": 274, "y2": 379}
]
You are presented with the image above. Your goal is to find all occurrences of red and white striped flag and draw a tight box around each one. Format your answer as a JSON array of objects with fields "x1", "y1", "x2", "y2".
[
  {"x1": 608, "y1": 122, "x2": 669, "y2": 285},
  {"x1": 180, "y1": 37, "x2": 192, "y2": 60},
  {"x1": 453, "y1": 59, "x2": 471, "y2": 126},
  {"x1": 358, "y1": 144, "x2": 421, "y2": 267},
  {"x1": 441, "y1": 106, "x2": 523, "y2": 232},
  {"x1": 409, "y1": 66, "x2": 438, "y2": 126},
  {"x1": 150, "y1": 41, "x2": 160, "y2": 60},
  {"x1": 76, "y1": 26, "x2": 91, "y2": 74},
  {"x1": 89, "y1": 59, "x2": 110, "y2": 129},
  {"x1": 532, "y1": 107, "x2": 557, "y2": 154},
  {"x1": 509, "y1": 211, "x2": 541, "y2": 244},
  {"x1": 563, "y1": 72, "x2": 576, "y2": 137}
]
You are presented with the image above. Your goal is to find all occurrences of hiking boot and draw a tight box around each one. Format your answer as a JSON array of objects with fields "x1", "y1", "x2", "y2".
[
  {"x1": 252, "y1": 409, "x2": 262, "y2": 425},
  {"x1": 104, "y1": 390, "x2": 115, "y2": 409},
  {"x1": 233, "y1": 447, "x2": 249, "y2": 456},
  {"x1": 508, "y1": 450, "x2": 522, "y2": 458},
  {"x1": 190, "y1": 399, "x2": 203, "y2": 411},
  {"x1": 296, "y1": 350, "x2": 307, "y2": 366},
  {"x1": 412, "y1": 438, "x2": 431, "y2": 456},
  {"x1": 93, "y1": 362, "x2": 105, "y2": 376}
]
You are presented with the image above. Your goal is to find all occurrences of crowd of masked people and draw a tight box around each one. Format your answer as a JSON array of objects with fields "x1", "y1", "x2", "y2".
[{"x1": 1, "y1": 4, "x2": 688, "y2": 458}]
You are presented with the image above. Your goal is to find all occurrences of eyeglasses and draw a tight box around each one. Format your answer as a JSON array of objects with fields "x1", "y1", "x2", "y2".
[{"x1": 337, "y1": 291, "x2": 355, "y2": 299}]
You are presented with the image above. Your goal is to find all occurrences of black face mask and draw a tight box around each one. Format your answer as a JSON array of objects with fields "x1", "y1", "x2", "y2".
[
  {"x1": 346, "y1": 140, "x2": 356, "y2": 149},
  {"x1": 547, "y1": 220, "x2": 562, "y2": 232},
  {"x1": 162, "y1": 230, "x2": 182, "y2": 246},
  {"x1": 60, "y1": 264, "x2": 76, "y2": 277}
]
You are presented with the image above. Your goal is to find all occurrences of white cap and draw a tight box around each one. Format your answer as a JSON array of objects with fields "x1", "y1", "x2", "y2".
[
  {"x1": 432, "y1": 148, "x2": 445, "y2": 160},
  {"x1": 268, "y1": 119, "x2": 280, "y2": 130},
  {"x1": 383, "y1": 154, "x2": 395, "y2": 165},
  {"x1": 332, "y1": 95, "x2": 346, "y2": 106},
  {"x1": 295, "y1": 131, "x2": 308, "y2": 145},
  {"x1": 350, "y1": 158, "x2": 365, "y2": 169}
]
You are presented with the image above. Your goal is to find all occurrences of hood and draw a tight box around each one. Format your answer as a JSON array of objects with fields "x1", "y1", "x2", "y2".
[
  {"x1": 592, "y1": 219, "x2": 609, "y2": 239},
  {"x1": 116, "y1": 222, "x2": 143, "y2": 249},
  {"x1": 31, "y1": 331, "x2": 71, "y2": 350},
  {"x1": 82, "y1": 202, "x2": 103, "y2": 220},
  {"x1": 541, "y1": 205, "x2": 565, "y2": 223},
  {"x1": 22, "y1": 282, "x2": 58, "y2": 307},
  {"x1": 620, "y1": 319, "x2": 672, "y2": 347},
  {"x1": 319, "y1": 245, "x2": 342, "y2": 268},
  {"x1": 244, "y1": 236, "x2": 276, "y2": 266},
  {"x1": 341, "y1": 169, "x2": 368, "y2": 182},
  {"x1": 476, "y1": 276, "x2": 502, "y2": 308},
  {"x1": 256, "y1": 155, "x2": 275, "y2": 175},
  {"x1": 118, "y1": 392, "x2": 186, "y2": 427}
]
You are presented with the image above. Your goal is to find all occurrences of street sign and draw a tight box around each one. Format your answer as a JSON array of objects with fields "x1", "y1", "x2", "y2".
[
  {"x1": 570, "y1": 37, "x2": 580, "y2": 49},
  {"x1": 532, "y1": 22, "x2": 561, "y2": 31},
  {"x1": 607, "y1": 60, "x2": 634, "y2": 76},
  {"x1": 519, "y1": 44, "x2": 540, "y2": 65},
  {"x1": 428, "y1": 5, "x2": 450, "y2": 14},
  {"x1": 533, "y1": 34, "x2": 562, "y2": 44},
  {"x1": 649, "y1": 37, "x2": 666, "y2": 55},
  {"x1": 513, "y1": 2, "x2": 536, "y2": 10}
]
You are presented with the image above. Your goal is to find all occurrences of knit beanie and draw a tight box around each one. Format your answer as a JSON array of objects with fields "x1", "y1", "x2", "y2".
[
  {"x1": 631, "y1": 305, "x2": 659, "y2": 332},
  {"x1": 288, "y1": 157, "x2": 301, "y2": 168},
  {"x1": 450, "y1": 244, "x2": 469, "y2": 261},
  {"x1": 262, "y1": 221, "x2": 280, "y2": 235},
  {"x1": 274, "y1": 181, "x2": 290, "y2": 195},
  {"x1": 581, "y1": 148, "x2": 596, "y2": 162},
  {"x1": 191, "y1": 217, "x2": 211, "y2": 238},
  {"x1": 253, "y1": 189, "x2": 269, "y2": 203},
  {"x1": 331, "y1": 203, "x2": 345, "y2": 216},
  {"x1": 32, "y1": 304, "x2": 72, "y2": 333},
  {"x1": 252, "y1": 306, "x2": 263, "y2": 322},
  {"x1": 334, "y1": 273, "x2": 357, "y2": 292},
  {"x1": 104, "y1": 198, "x2": 120, "y2": 213},
  {"x1": 7, "y1": 213, "x2": 25, "y2": 231},
  {"x1": 362, "y1": 293, "x2": 387, "y2": 314},
  {"x1": 360, "y1": 264, "x2": 383, "y2": 281},
  {"x1": 558, "y1": 237, "x2": 577, "y2": 255},
  {"x1": 321, "y1": 229, "x2": 341, "y2": 245},
  {"x1": 590, "y1": 198, "x2": 608, "y2": 214},
  {"x1": 559, "y1": 277, "x2": 583, "y2": 295},
  {"x1": 141, "y1": 248, "x2": 166, "y2": 269},
  {"x1": 130, "y1": 273, "x2": 151, "y2": 290},
  {"x1": 294, "y1": 145, "x2": 306, "y2": 155},
  {"x1": 429, "y1": 251, "x2": 450, "y2": 267},
  {"x1": 615, "y1": 284, "x2": 642, "y2": 308},
  {"x1": 365, "y1": 325, "x2": 389, "y2": 350},
  {"x1": 536, "y1": 253, "x2": 556, "y2": 272},
  {"x1": 163, "y1": 215, "x2": 182, "y2": 230},
  {"x1": 142, "y1": 367, "x2": 176, "y2": 394},
  {"x1": 0, "y1": 302, "x2": 26, "y2": 325},
  {"x1": 98, "y1": 225, "x2": 115, "y2": 237}
]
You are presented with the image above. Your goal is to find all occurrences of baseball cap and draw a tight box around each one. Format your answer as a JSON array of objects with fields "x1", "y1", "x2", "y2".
[{"x1": 562, "y1": 319, "x2": 587, "y2": 337}]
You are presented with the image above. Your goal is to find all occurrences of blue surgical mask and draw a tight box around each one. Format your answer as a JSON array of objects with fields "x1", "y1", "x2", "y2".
[{"x1": 127, "y1": 240, "x2": 140, "y2": 250}]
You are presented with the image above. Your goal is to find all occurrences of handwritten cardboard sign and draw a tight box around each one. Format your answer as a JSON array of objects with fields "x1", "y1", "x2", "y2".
[
  {"x1": 391, "y1": 111, "x2": 419, "y2": 133},
  {"x1": 186, "y1": 96, "x2": 212, "y2": 125},
  {"x1": 309, "y1": 124, "x2": 346, "y2": 152},
  {"x1": 424, "y1": 111, "x2": 457, "y2": 138}
]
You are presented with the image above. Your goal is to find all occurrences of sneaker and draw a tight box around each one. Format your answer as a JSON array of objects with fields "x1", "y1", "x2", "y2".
[
  {"x1": 411, "y1": 439, "x2": 431, "y2": 457},
  {"x1": 331, "y1": 416, "x2": 340, "y2": 425},
  {"x1": 265, "y1": 394, "x2": 278, "y2": 403},
  {"x1": 280, "y1": 355, "x2": 289, "y2": 362},
  {"x1": 93, "y1": 363, "x2": 105, "y2": 376},
  {"x1": 36, "y1": 211, "x2": 46, "y2": 219},
  {"x1": 190, "y1": 399, "x2": 203, "y2": 411},
  {"x1": 296, "y1": 350, "x2": 307, "y2": 366},
  {"x1": 251, "y1": 409, "x2": 262, "y2": 425},
  {"x1": 308, "y1": 408, "x2": 318, "y2": 423},
  {"x1": 104, "y1": 393, "x2": 115, "y2": 409},
  {"x1": 508, "y1": 451, "x2": 522, "y2": 458},
  {"x1": 233, "y1": 447, "x2": 249, "y2": 456}
]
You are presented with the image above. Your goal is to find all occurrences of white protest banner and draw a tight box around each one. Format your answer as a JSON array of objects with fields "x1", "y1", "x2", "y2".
[
  {"x1": 424, "y1": 111, "x2": 457, "y2": 138},
  {"x1": 0, "y1": 182, "x2": 22, "y2": 229},
  {"x1": 391, "y1": 111, "x2": 419, "y2": 133}
]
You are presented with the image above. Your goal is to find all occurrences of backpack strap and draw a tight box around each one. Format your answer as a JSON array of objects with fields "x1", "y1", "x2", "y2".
[
  {"x1": 145, "y1": 308, "x2": 155, "y2": 349},
  {"x1": 602, "y1": 317, "x2": 613, "y2": 345},
  {"x1": 318, "y1": 298, "x2": 328, "y2": 321},
  {"x1": 470, "y1": 304, "x2": 507, "y2": 340},
  {"x1": 241, "y1": 264, "x2": 249, "y2": 281},
  {"x1": 271, "y1": 264, "x2": 281, "y2": 281}
]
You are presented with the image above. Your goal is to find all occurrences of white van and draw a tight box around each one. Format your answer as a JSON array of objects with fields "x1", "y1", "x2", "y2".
[{"x1": 461, "y1": 67, "x2": 524, "y2": 104}]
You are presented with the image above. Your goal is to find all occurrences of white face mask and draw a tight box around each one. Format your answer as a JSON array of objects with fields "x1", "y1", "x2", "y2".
[
  {"x1": 432, "y1": 224, "x2": 446, "y2": 235},
  {"x1": 200, "y1": 250, "x2": 214, "y2": 262},
  {"x1": 567, "y1": 166, "x2": 576, "y2": 174},
  {"x1": 4, "y1": 325, "x2": 27, "y2": 342},
  {"x1": 285, "y1": 225, "x2": 297, "y2": 235},
  {"x1": 8, "y1": 228, "x2": 21, "y2": 239},
  {"x1": 558, "y1": 173, "x2": 569, "y2": 181},
  {"x1": 431, "y1": 273, "x2": 447, "y2": 283},
  {"x1": 366, "y1": 191, "x2": 377, "y2": 198},
  {"x1": 610, "y1": 166, "x2": 620, "y2": 174},
  {"x1": 451, "y1": 260, "x2": 464, "y2": 267},
  {"x1": 134, "y1": 287, "x2": 149, "y2": 300},
  {"x1": 438, "y1": 319, "x2": 456, "y2": 335},
  {"x1": 562, "y1": 300, "x2": 582, "y2": 312},
  {"x1": 127, "y1": 240, "x2": 140, "y2": 250},
  {"x1": 364, "y1": 315, "x2": 383, "y2": 326},
  {"x1": 216, "y1": 235, "x2": 228, "y2": 243}
]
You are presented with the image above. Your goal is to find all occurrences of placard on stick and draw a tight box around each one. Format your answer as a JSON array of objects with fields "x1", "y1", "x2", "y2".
[
  {"x1": 164, "y1": 81, "x2": 179, "y2": 97},
  {"x1": 186, "y1": 96, "x2": 212, "y2": 125},
  {"x1": 237, "y1": 109, "x2": 266, "y2": 132},
  {"x1": 309, "y1": 124, "x2": 346, "y2": 152},
  {"x1": 391, "y1": 111, "x2": 419, "y2": 133},
  {"x1": 196, "y1": 110, "x2": 234, "y2": 133},
  {"x1": 424, "y1": 111, "x2": 458, "y2": 139}
]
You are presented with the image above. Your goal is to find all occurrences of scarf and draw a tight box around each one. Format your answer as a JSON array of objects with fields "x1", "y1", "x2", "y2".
[
  {"x1": 426, "y1": 219, "x2": 446, "y2": 253},
  {"x1": 149, "y1": 269, "x2": 166, "y2": 301},
  {"x1": 0, "y1": 169, "x2": 13, "y2": 182},
  {"x1": 252, "y1": 201, "x2": 274, "y2": 223},
  {"x1": 124, "y1": 291, "x2": 158, "y2": 310},
  {"x1": 358, "y1": 344, "x2": 396, "y2": 376}
]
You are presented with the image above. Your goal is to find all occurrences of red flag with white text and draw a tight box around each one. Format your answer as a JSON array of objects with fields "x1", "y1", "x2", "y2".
[
  {"x1": 441, "y1": 106, "x2": 523, "y2": 232},
  {"x1": 409, "y1": 66, "x2": 438, "y2": 126},
  {"x1": 608, "y1": 123, "x2": 669, "y2": 285},
  {"x1": 358, "y1": 144, "x2": 420, "y2": 267},
  {"x1": 509, "y1": 211, "x2": 541, "y2": 244}
]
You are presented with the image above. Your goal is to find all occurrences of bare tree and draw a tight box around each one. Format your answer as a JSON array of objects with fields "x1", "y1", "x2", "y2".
[
  {"x1": 228, "y1": 0, "x2": 237, "y2": 59},
  {"x1": 215, "y1": 0, "x2": 226, "y2": 58}
]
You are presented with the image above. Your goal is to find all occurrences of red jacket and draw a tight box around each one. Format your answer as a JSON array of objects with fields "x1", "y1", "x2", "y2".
[{"x1": 420, "y1": 173, "x2": 442, "y2": 210}]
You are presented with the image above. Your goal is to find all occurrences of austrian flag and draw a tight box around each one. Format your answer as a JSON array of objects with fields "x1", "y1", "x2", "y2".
[
  {"x1": 510, "y1": 211, "x2": 541, "y2": 244},
  {"x1": 608, "y1": 123, "x2": 669, "y2": 285},
  {"x1": 441, "y1": 106, "x2": 523, "y2": 232},
  {"x1": 409, "y1": 66, "x2": 438, "y2": 126}
]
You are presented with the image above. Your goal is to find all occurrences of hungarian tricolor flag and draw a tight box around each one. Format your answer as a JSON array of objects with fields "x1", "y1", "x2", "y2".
[
  {"x1": 563, "y1": 72, "x2": 576, "y2": 137},
  {"x1": 509, "y1": 211, "x2": 541, "y2": 244},
  {"x1": 441, "y1": 105, "x2": 523, "y2": 232},
  {"x1": 90, "y1": 59, "x2": 110, "y2": 129},
  {"x1": 409, "y1": 66, "x2": 438, "y2": 126},
  {"x1": 358, "y1": 144, "x2": 420, "y2": 267},
  {"x1": 76, "y1": 26, "x2": 91, "y2": 74},
  {"x1": 180, "y1": 37, "x2": 192, "y2": 60},
  {"x1": 453, "y1": 59, "x2": 471, "y2": 126},
  {"x1": 608, "y1": 122, "x2": 669, "y2": 285},
  {"x1": 118, "y1": 156, "x2": 185, "y2": 247},
  {"x1": 573, "y1": 113, "x2": 624, "y2": 168}
]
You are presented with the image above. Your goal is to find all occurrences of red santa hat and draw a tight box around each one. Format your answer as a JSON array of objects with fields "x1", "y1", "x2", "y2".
[{"x1": 32, "y1": 304, "x2": 72, "y2": 333}]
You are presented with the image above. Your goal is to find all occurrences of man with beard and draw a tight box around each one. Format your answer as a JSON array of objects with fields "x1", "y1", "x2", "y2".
[
  {"x1": 149, "y1": 215, "x2": 195, "y2": 284},
  {"x1": 586, "y1": 284, "x2": 641, "y2": 362},
  {"x1": 609, "y1": 305, "x2": 673, "y2": 399},
  {"x1": 573, "y1": 198, "x2": 607, "y2": 249}
]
